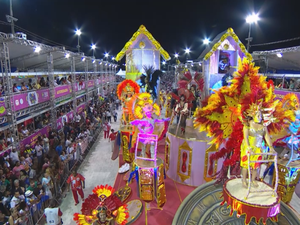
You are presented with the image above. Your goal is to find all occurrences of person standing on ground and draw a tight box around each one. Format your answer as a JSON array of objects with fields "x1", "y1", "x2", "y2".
[
  {"x1": 44, "y1": 200, "x2": 63, "y2": 225},
  {"x1": 67, "y1": 170, "x2": 85, "y2": 206},
  {"x1": 113, "y1": 109, "x2": 118, "y2": 122},
  {"x1": 109, "y1": 129, "x2": 118, "y2": 152},
  {"x1": 103, "y1": 121, "x2": 110, "y2": 139},
  {"x1": 106, "y1": 110, "x2": 112, "y2": 123}
]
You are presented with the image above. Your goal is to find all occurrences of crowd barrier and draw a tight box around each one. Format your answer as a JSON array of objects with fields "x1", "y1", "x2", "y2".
[{"x1": 19, "y1": 123, "x2": 103, "y2": 225}]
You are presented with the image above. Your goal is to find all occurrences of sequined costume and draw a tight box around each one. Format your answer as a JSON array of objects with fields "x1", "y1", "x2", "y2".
[
  {"x1": 175, "y1": 101, "x2": 189, "y2": 132},
  {"x1": 240, "y1": 126, "x2": 265, "y2": 169}
]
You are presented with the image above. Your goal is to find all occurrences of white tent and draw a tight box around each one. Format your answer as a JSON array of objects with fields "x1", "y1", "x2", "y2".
[{"x1": 116, "y1": 69, "x2": 126, "y2": 77}]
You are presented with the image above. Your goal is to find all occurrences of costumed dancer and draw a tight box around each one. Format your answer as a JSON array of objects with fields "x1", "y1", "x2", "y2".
[
  {"x1": 130, "y1": 93, "x2": 169, "y2": 158},
  {"x1": 194, "y1": 58, "x2": 293, "y2": 183},
  {"x1": 164, "y1": 92, "x2": 172, "y2": 118},
  {"x1": 275, "y1": 93, "x2": 300, "y2": 160},
  {"x1": 190, "y1": 84, "x2": 199, "y2": 113},
  {"x1": 116, "y1": 80, "x2": 140, "y2": 124},
  {"x1": 240, "y1": 101, "x2": 276, "y2": 188},
  {"x1": 174, "y1": 95, "x2": 189, "y2": 134},
  {"x1": 136, "y1": 66, "x2": 162, "y2": 101},
  {"x1": 73, "y1": 184, "x2": 128, "y2": 225}
]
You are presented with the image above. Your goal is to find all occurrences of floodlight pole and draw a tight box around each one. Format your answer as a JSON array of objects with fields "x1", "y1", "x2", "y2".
[
  {"x1": 10, "y1": 0, "x2": 15, "y2": 34},
  {"x1": 77, "y1": 36, "x2": 80, "y2": 53},
  {"x1": 246, "y1": 23, "x2": 252, "y2": 52}
]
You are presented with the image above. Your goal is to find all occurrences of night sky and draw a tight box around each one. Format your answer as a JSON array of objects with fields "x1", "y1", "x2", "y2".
[{"x1": 1, "y1": 0, "x2": 300, "y2": 63}]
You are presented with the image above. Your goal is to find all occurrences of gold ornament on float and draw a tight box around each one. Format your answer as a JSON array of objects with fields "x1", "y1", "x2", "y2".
[
  {"x1": 139, "y1": 41, "x2": 145, "y2": 49},
  {"x1": 223, "y1": 43, "x2": 229, "y2": 50}
]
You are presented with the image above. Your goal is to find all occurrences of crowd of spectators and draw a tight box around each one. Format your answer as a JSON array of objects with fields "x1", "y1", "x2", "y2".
[{"x1": 0, "y1": 92, "x2": 116, "y2": 224}]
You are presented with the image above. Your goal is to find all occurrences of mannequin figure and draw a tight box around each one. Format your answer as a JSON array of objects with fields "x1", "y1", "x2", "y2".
[{"x1": 240, "y1": 103, "x2": 275, "y2": 188}]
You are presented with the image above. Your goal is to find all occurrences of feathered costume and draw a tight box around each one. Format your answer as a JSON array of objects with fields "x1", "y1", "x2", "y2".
[
  {"x1": 137, "y1": 65, "x2": 163, "y2": 100},
  {"x1": 194, "y1": 58, "x2": 296, "y2": 182},
  {"x1": 117, "y1": 80, "x2": 140, "y2": 124},
  {"x1": 73, "y1": 185, "x2": 129, "y2": 225},
  {"x1": 130, "y1": 93, "x2": 169, "y2": 157}
]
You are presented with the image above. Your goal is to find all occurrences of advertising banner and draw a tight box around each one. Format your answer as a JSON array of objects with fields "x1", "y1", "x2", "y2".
[
  {"x1": 0, "y1": 97, "x2": 6, "y2": 116},
  {"x1": 87, "y1": 80, "x2": 95, "y2": 88},
  {"x1": 274, "y1": 89, "x2": 300, "y2": 100},
  {"x1": 19, "y1": 126, "x2": 50, "y2": 150},
  {"x1": 54, "y1": 85, "x2": 72, "y2": 98},
  {"x1": 56, "y1": 117, "x2": 63, "y2": 130},
  {"x1": 56, "y1": 111, "x2": 74, "y2": 130},
  {"x1": 76, "y1": 103, "x2": 86, "y2": 114},
  {"x1": 75, "y1": 82, "x2": 86, "y2": 92},
  {"x1": 13, "y1": 89, "x2": 50, "y2": 111}
]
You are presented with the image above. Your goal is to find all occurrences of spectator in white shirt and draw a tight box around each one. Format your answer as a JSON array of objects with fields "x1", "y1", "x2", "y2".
[
  {"x1": 106, "y1": 110, "x2": 112, "y2": 123},
  {"x1": 10, "y1": 190, "x2": 25, "y2": 209},
  {"x1": 10, "y1": 148, "x2": 19, "y2": 165},
  {"x1": 35, "y1": 142, "x2": 44, "y2": 169},
  {"x1": 67, "y1": 143, "x2": 75, "y2": 170},
  {"x1": 43, "y1": 134, "x2": 50, "y2": 154},
  {"x1": 65, "y1": 137, "x2": 72, "y2": 147}
]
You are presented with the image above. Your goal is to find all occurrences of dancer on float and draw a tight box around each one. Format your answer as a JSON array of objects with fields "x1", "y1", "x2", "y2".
[
  {"x1": 174, "y1": 94, "x2": 189, "y2": 134},
  {"x1": 240, "y1": 101, "x2": 275, "y2": 188},
  {"x1": 136, "y1": 65, "x2": 162, "y2": 101},
  {"x1": 194, "y1": 58, "x2": 294, "y2": 183},
  {"x1": 116, "y1": 79, "x2": 140, "y2": 124},
  {"x1": 130, "y1": 93, "x2": 169, "y2": 158}
]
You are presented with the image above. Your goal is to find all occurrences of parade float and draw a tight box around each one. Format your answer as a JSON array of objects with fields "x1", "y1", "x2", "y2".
[
  {"x1": 115, "y1": 25, "x2": 170, "y2": 81},
  {"x1": 165, "y1": 65, "x2": 220, "y2": 187},
  {"x1": 191, "y1": 58, "x2": 299, "y2": 224}
]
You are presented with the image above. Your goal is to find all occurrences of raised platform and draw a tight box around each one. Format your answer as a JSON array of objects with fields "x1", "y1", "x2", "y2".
[
  {"x1": 166, "y1": 129, "x2": 223, "y2": 186},
  {"x1": 113, "y1": 144, "x2": 195, "y2": 225},
  {"x1": 173, "y1": 181, "x2": 300, "y2": 225},
  {"x1": 223, "y1": 179, "x2": 280, "y2": 224}
]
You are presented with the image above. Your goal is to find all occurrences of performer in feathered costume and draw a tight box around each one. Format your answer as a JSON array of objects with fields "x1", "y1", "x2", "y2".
[
  {"x1": 136, "y1": 65, "x2": 163, "y2": 100},
  {"x1": 73, "y1": 184, "x2": 128, "y2": 225},
  {"x1": 274, "y1": 93, "x2": 300, "y2": 161},
  {"x1": 194, "y1": 58, "x2": 295, "y2": 183},
  {"x1": 117, "y1": 80, "x2": 140, "y2": 124},
  {"x1": 130, "y1": 93, "x2": 169, "y2": 158}
]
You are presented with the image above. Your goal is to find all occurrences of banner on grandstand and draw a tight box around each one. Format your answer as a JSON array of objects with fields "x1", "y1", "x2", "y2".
[
  {"x1": 13, "y1": 89, "x2": 50, "y2": 111},
  {"x1": 87, "y1": 80, "x2": 95, "y2": 88},
  {"x1": 77, "y1": 103, "x2": 86, "y2": 114},
  {"x1": 19, "y1": 125, "x2": 50, "y2": 151},
  {"x1": 0, "y1": 97, "x2": 6, "y2": 116},
  {"x1": 75, "y1": 82, "x2": 86, "y2": 92},
  {"x1": 56, "y1": 111, "x2": 74, "y2": 130},
  {"x1": 54, "y1": 85, "x2": 72, "y2": 98},
  {"x1": 274, "y1": 89, "x2": 300, "y2": 100},
  {"x1": 96, "y1": 79, "x2": 101, "y2": 86}
]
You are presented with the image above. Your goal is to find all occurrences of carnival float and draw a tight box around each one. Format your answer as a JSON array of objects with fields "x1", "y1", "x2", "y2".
[{"x1": 74, "y1": 27, "x2": 300, "y2": 225}]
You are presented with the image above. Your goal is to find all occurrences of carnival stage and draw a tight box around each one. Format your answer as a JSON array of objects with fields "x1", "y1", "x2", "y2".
[{"x1": 113, "y1": 140, "x2": 195, "y2": 225}]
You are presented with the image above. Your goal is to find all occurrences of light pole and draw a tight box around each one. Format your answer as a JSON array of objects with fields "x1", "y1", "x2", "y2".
[
  {"x1": 91, "y1": 44, "x2": 96, "y2": 57},
  {"x1": 245, "y1": 13, "x2": 259, "y2": 52},
  {"x1": 75, "y1": 29, "x2": 82, "y2": 53},
  {"x1": 6, "y1": 0, "x2": 18, "y2": 34}
]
